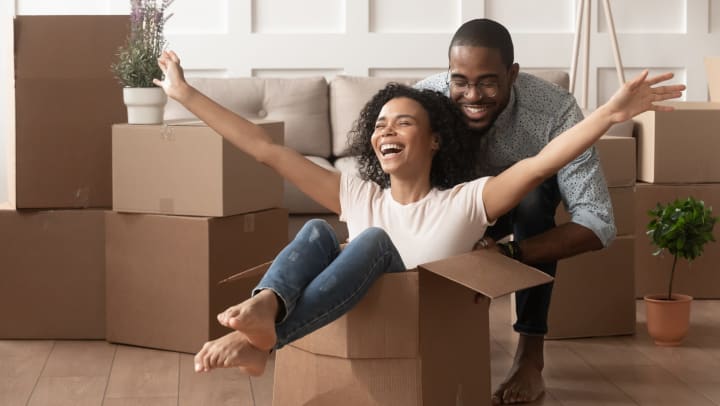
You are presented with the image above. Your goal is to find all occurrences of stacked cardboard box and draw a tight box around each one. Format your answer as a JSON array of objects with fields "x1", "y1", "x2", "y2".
[
  {"x1": 633, "y1": 102, "x2": 720, "y2": 298},
  {"x1": 11, "y1": 16, "x2": 126, "y2": 208},
  {"x1": 107, "y1": 120, "x2": 289, "y2": 353},
  {"x1": 546, "y1": 135, "x2": 638, "y2": 338},
  {"x1": 0, "y1": 16, "x2": 128, "y2": 339}
]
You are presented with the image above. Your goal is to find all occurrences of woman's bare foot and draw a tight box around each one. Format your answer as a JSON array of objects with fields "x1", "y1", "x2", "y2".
[
  {"x1": 217, "y1": 289, "x2": 279, "y2": 351},
  {"x1": 492, "y1": 334, "x2": 546, "y2": 404},
  {"x1": 194, "y1": 331, "x2": 270, "y2": 376}
]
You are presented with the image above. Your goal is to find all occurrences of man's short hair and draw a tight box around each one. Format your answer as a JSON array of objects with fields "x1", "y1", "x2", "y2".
[{"x1": 449, "y1": 18, "x2": 514, "y2": 68}]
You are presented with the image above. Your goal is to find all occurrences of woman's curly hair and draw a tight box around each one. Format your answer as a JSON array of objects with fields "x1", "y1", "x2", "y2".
[{"x1": 347, "y1": 83, "x2": 478, "y2": 189}]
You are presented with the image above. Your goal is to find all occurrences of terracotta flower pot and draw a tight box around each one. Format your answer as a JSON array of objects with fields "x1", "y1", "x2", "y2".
[{"x1": 644, "y1": 293, "x2": 693, "y2": 346}]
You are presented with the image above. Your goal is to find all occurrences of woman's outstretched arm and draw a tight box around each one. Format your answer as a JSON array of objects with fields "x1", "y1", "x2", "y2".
[
  {"x1": 154, "y1": 51, "x2": 341, "y2": 214},
  {"x1": 482, "y1": 70, "x2": 685, "y2": 222}
]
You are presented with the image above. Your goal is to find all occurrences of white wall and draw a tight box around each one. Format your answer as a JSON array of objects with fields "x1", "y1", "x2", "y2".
[
  {"x1": 2, "y1": 0, "x2": 719, "y2": 203},
  {"x1": 1, "y1": 1, "x2": 14, "y2": 204}
]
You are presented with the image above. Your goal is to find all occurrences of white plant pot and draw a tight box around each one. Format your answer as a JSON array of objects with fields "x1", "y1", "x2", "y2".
[{"x1": 123, "y1": 87, "x2": 167, "y2": 124}]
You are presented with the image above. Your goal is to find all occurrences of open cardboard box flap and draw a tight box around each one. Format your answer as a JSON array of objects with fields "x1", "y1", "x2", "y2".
[
  {"x1": 418, "y1": 249, "x2": 552, "y2": 298},
  {"x1": 220, "y1": 249, "x2": 552, "y2": 299}
]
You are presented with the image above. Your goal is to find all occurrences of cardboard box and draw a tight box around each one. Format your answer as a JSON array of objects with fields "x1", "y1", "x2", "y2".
[
  {"x1": 0, "y1": 205, "x2": 106, "y2": 338},
  {"x1": 105, "y1": 208, "x2": 288, "y2": 353},
  {"x1": 112, "y1": 120, "x2": 284, "y2": 217},
  {"x1": 633, "y1": 102, "x2": 720, "y2": 183},
  {"x1": 555, "y1": 186, "x2": 635, "y2": 236},
  {"x1": 706, "y1": 57, "x2": 720, "y2": 102},
  {"x1": 546, "y1": 235, "x2": 636, "y2": 339},
  {"x1": 596, "y1": 135, "x2": 636, "y2": 187},
  {"x1": 227, "y1": 250, "x2": 552, "y2": 405},
  {"x1": 12, "y1": 16, "x2": 128, "y2": 208},
  {"x1": 634, "y1": 183, "x2": 720, "y2": 298}
]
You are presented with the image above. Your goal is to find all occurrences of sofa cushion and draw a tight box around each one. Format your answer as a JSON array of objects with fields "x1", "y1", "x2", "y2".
[
  {"x1": 330, "y1": 75, "x2": 419, "y2": 157},
  {"x1": 523, "y1": 69, "x2": 570, "y2": 91},
  {"x1": 283, "y1": 156, "x2": 337, "y2": 214},
  {"x1": 164, "y1": 77, "x2": 332, "y2": 158}
]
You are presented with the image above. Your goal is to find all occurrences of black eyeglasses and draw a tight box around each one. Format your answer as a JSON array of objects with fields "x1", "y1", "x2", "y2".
[{"x1": 446, "y1": 71, "x2": 500, "y2": 98}]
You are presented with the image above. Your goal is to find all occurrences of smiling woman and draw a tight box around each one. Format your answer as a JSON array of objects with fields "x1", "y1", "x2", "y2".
[
  {"x1": 152, "y1": 49, "x2": 683, "y2": 377},
  {"x1": 348, "y1": 83, "x2": 477, "y2": 190}
]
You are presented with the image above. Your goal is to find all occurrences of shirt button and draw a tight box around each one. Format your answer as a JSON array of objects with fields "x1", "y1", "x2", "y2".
[{"x1": 258, "y1": 109, "x2": 268, "y2": 118}]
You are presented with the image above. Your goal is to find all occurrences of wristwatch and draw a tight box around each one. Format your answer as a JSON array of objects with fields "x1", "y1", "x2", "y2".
[{"x1": 498, "y1": 241, "x2": 522, "y2": 262}]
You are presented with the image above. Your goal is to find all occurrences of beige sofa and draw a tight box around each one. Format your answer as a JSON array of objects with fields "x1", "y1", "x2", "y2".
[{"x1": 164, "y1": 71, "x2": 575, "y2": 240}]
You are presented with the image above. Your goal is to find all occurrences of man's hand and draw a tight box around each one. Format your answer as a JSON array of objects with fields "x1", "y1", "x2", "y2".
[{"x1": 474, "y1": 236, "x2": 498, "y2": 251}]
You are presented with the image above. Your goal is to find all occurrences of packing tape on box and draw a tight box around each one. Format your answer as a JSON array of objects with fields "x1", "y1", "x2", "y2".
[
  {"x1": 74, "y1": 187, "x2": 90, "y2": 207},
  {"x1": 160, "y1": 125, "x2": 175, "y2": 141}
]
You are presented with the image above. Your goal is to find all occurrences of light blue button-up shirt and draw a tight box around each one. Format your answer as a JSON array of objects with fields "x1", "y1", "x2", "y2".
[{"x1": 415, "y1": 72, "x2": 616, "y2": 247}]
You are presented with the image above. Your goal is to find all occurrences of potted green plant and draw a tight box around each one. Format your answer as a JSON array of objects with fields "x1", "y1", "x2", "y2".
[
  {"x1": 112, "y1": 0, "x2": 174, "y2": 124},
  {"x1": 644, "y1": 197, "x2": 717, "y2": 346}
]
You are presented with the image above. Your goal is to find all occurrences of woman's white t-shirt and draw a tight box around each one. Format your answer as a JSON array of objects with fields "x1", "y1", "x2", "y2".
[{"x1": 339, "y1": 173, "x2": 495, "y2": 269}]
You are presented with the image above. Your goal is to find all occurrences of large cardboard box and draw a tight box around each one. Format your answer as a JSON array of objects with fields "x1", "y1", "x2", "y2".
[
  {"x1": 105, "y1": 208, "x2": 288, "y2": 353},
  {"x1": 555, "y1": 186, "x2": 635, "y2": 236},
  {"x1": 596, "y1": 135, "x2": 636, "y2": 187},
  {"x1": 226, "y1": 251, "x2": 552, "y2": 405},
  {"x1": 546, "y1": 235, "x2": 636, "y2": 339},
  {"x1": 0, "y1": 204, "x2": 106, "y2": 338},
  {"x1": 633, "y1": 102, "x2": 720, "y2": 183},
  {"x1": 112, "y1": 120, "x2": 284, "y2": 217},
  {"x1": 706, "y1": 57, "x2": 720, "y2": 102},
  {"x1": 634, "y1": 183, "x2": 720, "y2": 298},
  {"x1": 12, "y1": 16, "x2": 127, "y2": 208}
]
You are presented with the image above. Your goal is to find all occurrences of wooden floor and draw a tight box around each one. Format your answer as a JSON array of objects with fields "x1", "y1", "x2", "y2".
[{"x1": 2, "y1": 297, "x2": 720, "y2": 406}]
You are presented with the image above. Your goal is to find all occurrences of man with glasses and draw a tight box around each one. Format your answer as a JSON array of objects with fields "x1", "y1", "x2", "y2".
[{"x1": 415, "y1": 18, "x2": 615, "y2": 405}]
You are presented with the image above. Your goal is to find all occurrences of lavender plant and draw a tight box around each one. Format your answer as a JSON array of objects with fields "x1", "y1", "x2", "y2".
[{"x1": 112, "y1": 0, "x2": 174, "y2": 87}]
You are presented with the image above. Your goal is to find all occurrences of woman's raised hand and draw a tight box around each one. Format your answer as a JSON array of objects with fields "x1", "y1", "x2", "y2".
[
  {"x1": 603, "y1": 70, "x2": 686, "y2": 124},
  {"x1": 153, "y1": 50, "x2": 190, "y2": 101}
]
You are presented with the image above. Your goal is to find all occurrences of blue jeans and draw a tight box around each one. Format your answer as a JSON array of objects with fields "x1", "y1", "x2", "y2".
[
  {"x1": 254, "y1": 219, "x2": 406, "y2": 349},
  {"x1": 486, "y1": 177, "x2": 562, "y2": 336}
]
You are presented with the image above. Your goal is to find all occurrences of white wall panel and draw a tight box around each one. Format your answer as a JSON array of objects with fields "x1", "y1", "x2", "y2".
[
  {"x1": 597, "y1": 67, "x2": 686, "y2": 105},
  {"x1": 16, "y1": 0, "x2": 124, "y2": 15},
  {"x1": 252, "y1": 0, "x2": 344, "y2": 33},
  {"x1": 600, "y1": 0, "x2": 686, "y2": 33},
  {"x1": 370, "y1": 0, "x2": 460, "y2": 33},
  {"x1": 0, "y1": 0, "x2": 12, "y2": 203},
  {"x1": 165, "y1": 0, "x2": 228, "y2": 34},
  {"x1": 712, "y1": 0, "x2": 720, "y2": 33},
  {"x1": 486, "y1": 0, "x2": 575, "y2": 33}
]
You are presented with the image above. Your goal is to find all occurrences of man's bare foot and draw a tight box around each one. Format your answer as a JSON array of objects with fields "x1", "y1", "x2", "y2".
[
  {"x1": 194, "y1": 331, "x2": 270, "y2": 376},
  {"x1": 492, "y1": 334, "x2": 545, "y2": 404},
  {"x1": 217, "y1": 289, "x2": 279, "y2": 351}
]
